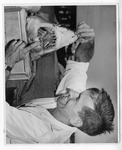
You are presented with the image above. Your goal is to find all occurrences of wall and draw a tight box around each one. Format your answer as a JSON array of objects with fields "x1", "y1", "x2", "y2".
[{"x1": 75, "y1": 5, "x2": 118, "y2": 143}]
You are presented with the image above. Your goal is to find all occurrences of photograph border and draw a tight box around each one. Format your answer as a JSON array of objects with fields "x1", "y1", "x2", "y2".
[{"x1": 0, "y1": 0, "x2": 121, "y2": 150}]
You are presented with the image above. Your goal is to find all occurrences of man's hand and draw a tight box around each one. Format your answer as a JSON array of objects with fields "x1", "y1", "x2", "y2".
[
  {"x1": 71, "y1": 21, "x2": 95, "y2": 54},
  {"x1": 76, "y1": 21, "x2": 95, "y2": 42},
  {"x1": 5, "y1": 40, "x2": 38, "y2": 68}
]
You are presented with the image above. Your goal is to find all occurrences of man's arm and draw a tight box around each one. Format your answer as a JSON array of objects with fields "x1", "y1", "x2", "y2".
[
  {"x1": 72, "y1": 21, "x2": 95, "y2": 62},
  {"x1": 56, "y1": 22, "x2": 95, "y2": 100}
]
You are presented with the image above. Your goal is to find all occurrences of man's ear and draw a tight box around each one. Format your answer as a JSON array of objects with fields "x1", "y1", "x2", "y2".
[{"x1": 70, "y1": 118, "x2": 83, "y2": 127}]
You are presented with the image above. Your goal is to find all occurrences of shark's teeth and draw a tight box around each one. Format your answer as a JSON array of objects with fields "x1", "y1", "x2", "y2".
[{"x1": 37, "y1": 27, "x2": 56, "y2": 50}]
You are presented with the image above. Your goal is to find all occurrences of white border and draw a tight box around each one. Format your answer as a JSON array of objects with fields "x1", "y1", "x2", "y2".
[
  {"x1": 116, "y1": 2, "x2": 120, "y2": 144},
  {"x1": 0, "y1": 0, "x2": 121, "y2": 150}
]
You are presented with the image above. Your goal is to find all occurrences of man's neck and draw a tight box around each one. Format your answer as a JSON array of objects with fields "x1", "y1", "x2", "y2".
[{"x1": 48, "y1": 108, "x2": 70, "y2": 125}]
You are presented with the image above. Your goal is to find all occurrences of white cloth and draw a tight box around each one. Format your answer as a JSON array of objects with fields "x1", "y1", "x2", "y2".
[
  {"x1": 6, "y1": 101, "x2": 77, "y2": 143},
  {"x1": 56, "y1": 60, "x2": 89, "y2": 95}
]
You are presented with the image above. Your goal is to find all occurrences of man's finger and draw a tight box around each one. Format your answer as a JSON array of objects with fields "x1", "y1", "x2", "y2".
[
  {"x1": 9, "y1": 40, "x2": 18, "y2": 48},
  {"x1": 78, "y1": 32, "x2": 95, "y2": 38},
  {"x1": 76, "y1": 28, "x2": 94, "y2": 34},
  {"x1": 17, "y1": 42, "x2": 26, "y2": 50},
  {"x1": 78, "y1": 37, "x2": 94, "y2": 43},
  {"x1": 77, "y1": 21, "x2": 85, "y2": 26},
  {"x1": 77, "y1": 22, "x2": 90, "y2": 29},
  {"x1": 43, "y1": 48, "x2": 56, "y2": 55},
  {"x1": 23, "y1": 42, "x2": 39, "y2": 53},
  {"x1": 13, "y1": 40, "x2": 23, "y2": 51},
  {"x1": 7, "y1": 40, "x2": 18, "y2": 55}
]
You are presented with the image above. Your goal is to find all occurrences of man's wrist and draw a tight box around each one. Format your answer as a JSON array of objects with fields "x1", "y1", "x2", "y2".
[{"x1": 5, "y1": 64, "x2": 13, "y2": 72}]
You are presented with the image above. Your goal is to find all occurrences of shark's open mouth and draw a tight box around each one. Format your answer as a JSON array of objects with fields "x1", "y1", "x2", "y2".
[{"x1": 27, "y1": 16, "x2": 78, "y2": 55}]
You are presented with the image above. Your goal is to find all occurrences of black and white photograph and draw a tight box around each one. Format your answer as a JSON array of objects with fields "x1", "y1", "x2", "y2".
[{"x1": 1, "y1": 0, "x2": 121, "y2": 147}]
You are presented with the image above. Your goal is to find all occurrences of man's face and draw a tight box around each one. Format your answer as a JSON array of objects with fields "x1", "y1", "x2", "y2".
[
  {"x1": 57, "y1": 89, "x2": 94, "y2": 109},
  {"x1": 56, "y1": 89, "x2": 99, "y2": 127}
]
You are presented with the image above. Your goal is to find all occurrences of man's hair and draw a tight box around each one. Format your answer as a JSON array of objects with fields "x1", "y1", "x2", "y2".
[
  {"x1": 74, "y1": 39, "x2": 95, "y2": 62},
  {"x1": 78, "y1": 88, "x2": 115, "y2": 136}
]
